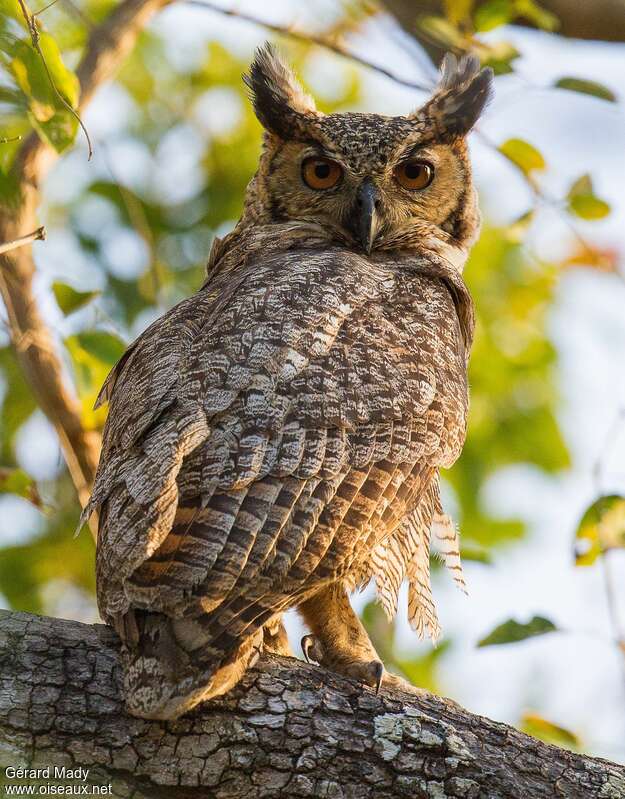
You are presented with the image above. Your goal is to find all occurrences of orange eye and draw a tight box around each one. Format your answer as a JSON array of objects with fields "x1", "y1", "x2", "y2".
[
  {"x1": 394, "y1": 160, "x2": 434, "y2": 190},
  {"x1": 302, "y1": 157, "x2": 342, "y2": 190}
]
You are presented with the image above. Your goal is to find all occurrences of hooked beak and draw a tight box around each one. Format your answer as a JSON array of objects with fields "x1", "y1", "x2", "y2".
[{"x1": 349, "y1": 180, "x2": 381, "y2": 255}]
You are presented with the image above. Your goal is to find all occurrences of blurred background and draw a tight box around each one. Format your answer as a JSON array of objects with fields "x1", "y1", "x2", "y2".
[{"x1": 1, "y1": 0, "x2": 625, "y2": 762}]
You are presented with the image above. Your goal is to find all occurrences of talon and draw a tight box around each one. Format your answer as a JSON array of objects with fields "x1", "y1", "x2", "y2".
[
  {"x1": 301, "y1": 634, "x2": 315, "y2": 663},
  {"x1": 373, "y1": 661, "x2": 384, "y2": 695}
]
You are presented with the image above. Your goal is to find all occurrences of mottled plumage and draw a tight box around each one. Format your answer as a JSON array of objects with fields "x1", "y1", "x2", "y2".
[{"x1": 87, "y1": 46, "x2": 492, "y2": 719}]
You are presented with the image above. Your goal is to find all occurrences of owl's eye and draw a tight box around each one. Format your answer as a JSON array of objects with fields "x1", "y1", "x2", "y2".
[
  {"x1": 302, "y1": 157, "x2": 343, "y2": 190},
  {"x1": 394, "y1": 160, "x2": 434, "y2": 190}
]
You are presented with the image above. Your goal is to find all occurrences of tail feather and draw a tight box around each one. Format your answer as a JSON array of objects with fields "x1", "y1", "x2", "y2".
[{"x1": 431, "y1": 511, "x2": 466, "y2": 594}]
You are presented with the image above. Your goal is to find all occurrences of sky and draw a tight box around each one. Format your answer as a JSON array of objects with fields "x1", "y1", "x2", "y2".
[{"x1": 1, "y1": 0, "x2": 625, "y2": 762}]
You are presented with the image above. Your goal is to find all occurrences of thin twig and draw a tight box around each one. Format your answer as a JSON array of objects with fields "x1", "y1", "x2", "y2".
[
  {"x1": 601, "y1": 551, "x2": 625, "y2": 692},
  {"x1": 602, "y1": 549, "x2": 625, "y2": 642},
  {"x1": 0, "y1": 226, "x2": 46, "y2": 255},
  {"x1": 34, "y1": 0, "x2": 61, "y2": 17},
  {"x1": 182, "y1": 0, "x2": 433, "y2": 92},
  {"x1": 16, "y1": 0, "x2": 94, "y2": 159},
  {"x1": 591, "y1": 406, "x2": 625, "y2": 691},
  {"x1": 58, "y1": 0, "x2": 94, "y2": 30},
  {"x1": 0, "y1": 135, "x2": 23, "y2": 144},
  {"x1": 593, "y1": 407, "x2": 625, "y2": 491}
]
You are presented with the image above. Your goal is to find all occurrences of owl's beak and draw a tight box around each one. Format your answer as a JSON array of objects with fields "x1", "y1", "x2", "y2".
[{"x1": 351, "y1": 180, "x2": 380, "y2": 255}]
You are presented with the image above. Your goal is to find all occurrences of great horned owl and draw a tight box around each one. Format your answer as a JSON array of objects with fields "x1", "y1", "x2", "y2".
[{"x1": 85, "y1": 45, "x2": 492, "y2": 720}]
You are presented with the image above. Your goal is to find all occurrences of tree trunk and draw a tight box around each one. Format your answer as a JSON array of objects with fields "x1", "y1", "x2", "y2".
[{"x1": 1, "y1": 610, "x2": 623, "y2": 798}]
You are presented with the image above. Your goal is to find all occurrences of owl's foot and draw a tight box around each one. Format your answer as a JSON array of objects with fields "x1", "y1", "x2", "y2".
[{"x1": 301, "y1": 633, "x2": 384, "y2": 692}]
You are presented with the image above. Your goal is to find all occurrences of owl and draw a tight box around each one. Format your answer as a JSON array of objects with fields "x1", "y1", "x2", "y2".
[{"x1": 85, "y1": 45, "x2": 492, "y2": 720}]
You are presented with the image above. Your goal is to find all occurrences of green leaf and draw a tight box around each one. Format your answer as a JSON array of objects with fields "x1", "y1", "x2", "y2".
[
  {"x1": 68, "y1": 330, "x2": 126, "y2": 366},
  {"x1": 477, "y1": 615, "x2": 557, "y2": 646},
  {"x1": 514, "y1": 0, "x2": 559, "y2": 31},
  {"x1": 460, "y1": 545, "x2": 493, "y2": 564},
  {"x1": 6, "y1": 30, "x2": 79, "y2": 152},
  {"x1": 0, "y1": 472, "x2": 95, "y2": 614},
  {"x1": 442, "y1": 0, "x2": 475, "y2": 24},
  {"x1": 0, "y1": 347, "x2": 37, "y2": 460},
  {"x1": 574, "y1": 495, "x2": 625, "y2": 566},
  {"x1": 0, "y1": 0, "x2": 28, "y2": 34},
  {"x1": 474, "y1": 0, "x2": 512, "y2": 31},
  {"x1": 65, "y1": 331, "x2": 126, "y2": 428},
  {"x1": 0, "y1": 466, "x2": 42, "y2": 508},
  {"x1": 567, "y1": 174, "x2": 611, "y2": 220},
  {"x1": 417, "y1": 15, "x2": 466, "y2": 48},
  {"x1": 52, "y1": 281, "x2": 99, "y2": 315},
  {"x1": 569, "y1": 194, "x2": 611, "y2": 220},
  {"x1": 521, "y1": 712, "x2": 580, "y2": 750},
  {"x1": 567, "y1": 173, "x2": 593, "y2": 198},
  {"x1": 498, "y1": 138, "x2": 545, "y2": 174},
  {"x1": 361, "y1": 600, "x2": 395, "y2": 663},
  {"x1": 555, "y1": 77, "x2": 616, "y2": 103},
  {"x1": 395, "y1": 641, "x2": 452, "y2": 693},
  {"x1": 474, "y1": 0, "x2": 557, "y2": 32},
  {"x1": 478, "y1": 40, "x2": 520, "y2": 75}
]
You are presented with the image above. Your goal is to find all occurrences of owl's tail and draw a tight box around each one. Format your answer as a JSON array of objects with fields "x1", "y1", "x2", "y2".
[{"x1": 116, "y1": 609, "x2": 263, "y2": 720}]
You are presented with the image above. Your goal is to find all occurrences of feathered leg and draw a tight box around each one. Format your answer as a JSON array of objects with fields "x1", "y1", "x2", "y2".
[
  {"x1": 263, "y1": 616, "x2": 292, "y2": 656},
  {"x1": 120, "y1": 610, "x2": 265, "y2": 720},
  {"x1": 298, "y1": 583, "x2": 385, "y2": 691}
]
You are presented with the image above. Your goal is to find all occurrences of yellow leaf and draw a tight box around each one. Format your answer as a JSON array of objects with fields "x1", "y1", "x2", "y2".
[
  {"x1": 560, "y1": 244, "x2": 618, "y2": 274},
  {"x1": 443, "y1": 0, "x2": 475, "y2": 24},
  {"x1": 569, "y1": 194, "x2": 611, "y2": 220},
  {"x1": 418, "y1": 15, "x2": 467, "y2": 48},
  {"x1": 574, "y1": 495, "x2": 625, "y2": 566},
  {"x1": 521, "y1": 712, "x2": 580, "y2": 750},
  {"x1": 499, "y1": 138, "x2": 546, "y2": 174}
]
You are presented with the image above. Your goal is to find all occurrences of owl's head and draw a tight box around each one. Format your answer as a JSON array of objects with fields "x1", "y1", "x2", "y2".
[{"x1": 242, "y1": 45, "x2": 493, "y2": 262}]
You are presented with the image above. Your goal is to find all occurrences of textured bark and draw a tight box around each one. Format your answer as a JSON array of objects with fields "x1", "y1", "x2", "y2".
[
  {"x1": 1, "y1": 610, "x2": 623, "y2": 798},
  {"x1": 382, "y1": 0, "x2": 625, "y2": 64}
]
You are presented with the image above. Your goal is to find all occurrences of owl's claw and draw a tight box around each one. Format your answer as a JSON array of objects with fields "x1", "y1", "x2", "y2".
[
  {"x1": 301, "y1": 634, "x2": 385, "y2": 692},
  {"x1": 373, "y1": 660, "x2": 384, "y2": 695},
  {"x1": 301, "y1": 634, "x2": 325, "y2": 664},
  {"x1": 301, "y1": 634, "x2": 313, "y2": 663}
]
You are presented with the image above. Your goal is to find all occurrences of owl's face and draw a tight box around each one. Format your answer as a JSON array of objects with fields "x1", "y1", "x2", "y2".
[
  {"x1": 262, "y1": 117, "x2": 470, "y2": 253},
  {"x1": 243, "y1": 47, "x2": 493, "y2": 258}
]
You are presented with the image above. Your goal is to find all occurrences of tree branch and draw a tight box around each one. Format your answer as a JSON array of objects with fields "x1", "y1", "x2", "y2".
[
  {"x1": 514, "y1": 0, "x2": 625, "y2": 43},
  {"x1": 0, "y1": 610, "x2": 623, "y2": 797},
  {"x1": 0, "y1": 0, "x2": 171, "y2": 516},
  {"x1": 381, "y1": 0, "x2": 625, "y2": 65},
  {"x1": 0, "y1": 226, "x2": 45, "y2": 256}
]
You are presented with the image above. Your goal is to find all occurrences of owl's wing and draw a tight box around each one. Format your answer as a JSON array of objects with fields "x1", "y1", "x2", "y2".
[{"x1": 90, "y1": 248, "x2": 472, "y2": 643}]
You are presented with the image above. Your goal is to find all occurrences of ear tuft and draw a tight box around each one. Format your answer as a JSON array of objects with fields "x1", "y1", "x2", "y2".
[
  {"x1": 243, "y1": 43, "x2": 318, "y2": 139},
  {"x1": 417, "y1": 52, "x2": 493, "y2": 137}
]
